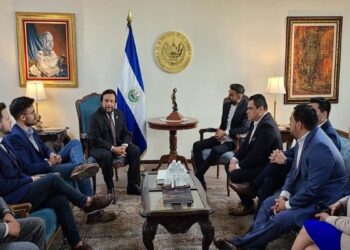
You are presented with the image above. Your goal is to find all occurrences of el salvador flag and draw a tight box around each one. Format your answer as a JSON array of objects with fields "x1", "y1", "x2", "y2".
[{"x1": 117, "y1": 22, "x2": 147, "y2": 154}]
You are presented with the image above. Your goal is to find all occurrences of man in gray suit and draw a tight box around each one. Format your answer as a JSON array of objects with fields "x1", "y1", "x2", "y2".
[
  {"x1": 0, "y1": 197, "x2": 46, "y2": 250},
  {"x1": 215, "y1": 104, "x2": 347, "y2": 250}
]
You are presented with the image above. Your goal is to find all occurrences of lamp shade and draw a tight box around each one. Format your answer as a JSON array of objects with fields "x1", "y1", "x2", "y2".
[
  {"x1": 26, "y1": 81, "x2": 47, "y2": 101},
  {"x1": 266, "y1": 76, "x2": 286, "y2": 94}
]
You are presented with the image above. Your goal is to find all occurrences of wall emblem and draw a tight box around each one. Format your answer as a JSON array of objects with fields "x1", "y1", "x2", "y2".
[{"x1": 155, "y1": 31, "x2": 192, "y2": 73}]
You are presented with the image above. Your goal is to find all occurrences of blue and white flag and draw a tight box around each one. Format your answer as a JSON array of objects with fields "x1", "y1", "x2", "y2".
[{"x1": 117, "y1": 22, "x2": 147, "y2": 154}]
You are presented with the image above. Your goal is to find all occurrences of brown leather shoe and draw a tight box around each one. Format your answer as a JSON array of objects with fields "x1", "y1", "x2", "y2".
[
  {"x1": 228, "y1": 204, "x2": 255, "y2": 216},
  {"x1": 71, "y1": 163, "x2": 99, "y2": 181},
  {"x1": 83, "y1": 194, "x2": 114, "y2": 214},
  {"x1": 72, "y1": 243, "x2": 93, "y2": 250},
  {"x1": 230, "y1": 182, "x2": 256, "y2": 198},
  {"x1": 214, "y1": 238, "x2": 237, "y2": 250},
  {"x1": 86, "y1": 210, "x2": 117, "y2": 224}
]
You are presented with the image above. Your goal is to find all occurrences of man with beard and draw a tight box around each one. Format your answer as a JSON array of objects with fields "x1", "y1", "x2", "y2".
[{"x1": 88, "y1": 89, "x2": 141, "y2": 196}]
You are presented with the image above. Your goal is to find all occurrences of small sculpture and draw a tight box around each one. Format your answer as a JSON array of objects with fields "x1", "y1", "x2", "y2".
[{"x1": 171, "y1": 88, "x2": 178, "y2": 112}]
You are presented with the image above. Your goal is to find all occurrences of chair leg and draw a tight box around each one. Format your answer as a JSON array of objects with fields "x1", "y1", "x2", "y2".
[
  {"x1": 226, "y1": 176, "x2": 230, "y2": 196},
  {"x1": 115, "y1": 167, "x2": 118, "y2": 182},
  {"x1": 92, "y1": 174, "x2": 96, "y2": 194},
  {"x1": 216, "y1": 164, "x2": 220, "y2": 179}
]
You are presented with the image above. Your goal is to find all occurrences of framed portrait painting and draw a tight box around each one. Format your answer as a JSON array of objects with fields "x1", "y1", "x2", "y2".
[
  {"x1": 284, "y1": 16, "x2": 342, "y2": 103},
  {"x1": 16, "y1": 12, "x2": 78, "y2": 87}
]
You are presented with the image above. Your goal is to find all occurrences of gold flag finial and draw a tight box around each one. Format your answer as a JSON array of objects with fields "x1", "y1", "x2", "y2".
[{"x1": 127, "y1": 11, "x2": 132, "y2": 24}]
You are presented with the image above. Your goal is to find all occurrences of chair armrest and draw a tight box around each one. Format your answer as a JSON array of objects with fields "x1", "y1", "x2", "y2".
[
  {"x1": 199, "y1": 128, "x2": 216, "y2": 140},
  {"x1": 9, "y1": 203, "x2": 32, "y2": 218}
]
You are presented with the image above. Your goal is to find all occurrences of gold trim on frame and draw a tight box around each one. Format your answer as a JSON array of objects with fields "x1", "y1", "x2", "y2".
[
  {"x1": 16, "y1": 12, "x2": 78, "y2": 87},
  {"x1": 155, "y1": 31, "x2": 192, "y2": 73}
]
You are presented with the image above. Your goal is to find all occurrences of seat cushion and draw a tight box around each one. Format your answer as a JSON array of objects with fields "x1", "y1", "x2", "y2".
[
  {"x1": 201, "y1": 149, "x2": 234, "y2": 166},
  {"x1": 87, "y1": 155, "x2": 126, "y2": 166},
  {"x1": 30, "y1": 208, "x2": 58, "y2": 242}
]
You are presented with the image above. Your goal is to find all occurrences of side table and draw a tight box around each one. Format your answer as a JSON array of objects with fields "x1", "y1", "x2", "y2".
[
  {"x1": 37, "y1": 127, "x2": 70, "y2": 152},
  {"x1": 148, "y1": 117, "x2": 198, "y2": 170}
]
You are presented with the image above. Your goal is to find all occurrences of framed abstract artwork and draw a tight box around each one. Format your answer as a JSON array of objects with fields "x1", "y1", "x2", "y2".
[
  {"x1": 16, "y1": 12, "x2": 78, "y2": 87},
  {"x1": 284, "y1": 16, "x2": 342, "y2": 103}
]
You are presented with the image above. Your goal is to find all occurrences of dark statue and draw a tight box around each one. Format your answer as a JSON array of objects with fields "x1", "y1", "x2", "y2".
[{"x1": 171, "y1": 88, "x2": 178, "y2": 112}]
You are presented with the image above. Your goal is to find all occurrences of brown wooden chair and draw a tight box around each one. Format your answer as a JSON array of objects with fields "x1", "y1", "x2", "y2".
[
  {"x1": 191, "y1": 96, "x2": 248, "y2": 196},
  {"x1": 75, "y1": 93, "x2": 127, "y2": 193},
  {"x1": 191, "y1": 130, "x2": 240, "y2": 196}
]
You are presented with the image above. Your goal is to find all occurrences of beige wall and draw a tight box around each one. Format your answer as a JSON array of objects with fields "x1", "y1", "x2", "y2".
[{"x1": 1, "y1": 0, "x2": 349, "y2": 159}]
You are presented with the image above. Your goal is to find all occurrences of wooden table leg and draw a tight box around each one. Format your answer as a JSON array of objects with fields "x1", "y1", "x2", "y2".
[
  {"x1": 142, "y1": 220, "x2": 158, "y2": 250},
  {"x1": 152, "y1": 130, "x2": 179, "y2": 171},
  {"x1": 199, "y1": 218, "x2": 214, "y2": 250}
]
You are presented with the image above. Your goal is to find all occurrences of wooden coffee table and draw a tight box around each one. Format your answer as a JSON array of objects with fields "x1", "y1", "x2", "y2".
[{"x1": 140, "y1": 172, "x2": 214, "y2": 250}]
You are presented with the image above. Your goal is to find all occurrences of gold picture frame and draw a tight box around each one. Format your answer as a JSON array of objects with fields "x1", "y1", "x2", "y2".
[
  {"x1": 16, "y1": 12, "x2": 78, "y2": 87},
  {"x1": 284, "y1": 16, "x2": 342, "y2": 103}
]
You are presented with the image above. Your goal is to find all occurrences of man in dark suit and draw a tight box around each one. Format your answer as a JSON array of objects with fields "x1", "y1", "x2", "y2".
[
  {"x1": 194, "y1": 83, "x2": 249, "y2": 190},
  {"x1": 6, "y1": 96, "x2": 115, "y2": 224},
  {"x1": 232, "y1": 97, "x2": 342, "y2": 213},
  {"x1": 88, "y1": 89, "x2": 141, "y2": 195},
  {"x1": 0, "y1": 102, "x2": 113, "y2": 250},
  {"x1": 227, "y1": 94, "x2": 282, "y2": 216},
  {"x1": 215, "y1": 104, "x2": 347, "y2": 250},
  {"x1": 0, "y1": 196, "x2": 46, "y2": 250}
]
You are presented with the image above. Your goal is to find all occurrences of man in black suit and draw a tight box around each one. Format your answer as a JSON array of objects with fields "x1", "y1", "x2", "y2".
[
  {"x1": 194, "y1": 83, "x2": 249, "y2": 190},
  {"x1": 88, "y1": 89, "x2": 141, "y2": 195},
  {"x1": 228, "y1": 94, "x2": 282, "y2": 216}
]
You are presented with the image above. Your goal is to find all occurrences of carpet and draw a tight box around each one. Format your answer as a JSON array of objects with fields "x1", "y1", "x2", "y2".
[{"x1": 51, "y1": 164, "x2": 294, "y2": 250}]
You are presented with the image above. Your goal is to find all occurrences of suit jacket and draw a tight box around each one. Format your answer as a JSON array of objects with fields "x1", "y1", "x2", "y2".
[
  {"x1": 88, "y1": 107, "x2": 131, "y2": 152},
  {"x1": 326, "y1": 196, "x2": 350, "y2": 250},
  {"x1": 282, "y1": 127, "x2": 346, "y2": 224},
  {"x1": 6, "y1": 124, "x2": 52, "y2": 175},
  {"x1": 219, "y1": 98, "x2": 249, "y2": 139},
  {"x1": 280, "y1": 120, "x2": 341, "y2": 168},
  {"x1": 321, "y1": 120, "x2": 341, "y2": 150},
  {"x1": 0, "y1": 140, "x2": 32, "y2": 204},
  {"x1": 235, "y1": 112, "x2": 282, "y2": 169}
]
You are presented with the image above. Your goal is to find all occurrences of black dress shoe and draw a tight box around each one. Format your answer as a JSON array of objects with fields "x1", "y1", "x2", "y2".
[
  {"x1": 127, "y1": 184, "x2": 141, "y2": 195},
  {"x1": 214, "y1": 238, "x2": 236, "y2": 250}
]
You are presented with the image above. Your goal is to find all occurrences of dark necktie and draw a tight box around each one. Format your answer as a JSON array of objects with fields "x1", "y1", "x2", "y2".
[{"x1": 108, "y1": 113, "x2": 117, "y2": 146}]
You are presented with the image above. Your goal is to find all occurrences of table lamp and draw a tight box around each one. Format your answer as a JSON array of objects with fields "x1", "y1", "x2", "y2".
[
  {"x1": 26, "y1": 81, "x2": 47, "y2": 131},
  {"x1": 266, "y1": 76, "x2": 285, "y2": 121}
]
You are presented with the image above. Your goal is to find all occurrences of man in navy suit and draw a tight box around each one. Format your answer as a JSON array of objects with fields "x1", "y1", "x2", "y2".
[
  {"x1": 227, "y1": 94, "x2": 282, "y2": 216},
  {"x1": 232, "y1": 97, "x2": 342, "y2": 213},
  {"x1": 88, "y1": 89, "x2": 141, "y2": 195},
  {"x1": 7, "y1": 96, "x2": 115, "y2": 224},
  {"x1": 0, "y1": 102, "x2": 113, "y2": 250},
  {"x1": 194, "y1": 83, "x2": 249, "y2": 190},
  {"x1": 215, "y1": 104, "x2": 347, "y2": 250}
]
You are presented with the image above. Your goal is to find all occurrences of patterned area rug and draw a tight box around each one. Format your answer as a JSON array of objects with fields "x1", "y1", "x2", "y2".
[{"x1": 51, "y1": 164, "x2": 294, "y2": 250}]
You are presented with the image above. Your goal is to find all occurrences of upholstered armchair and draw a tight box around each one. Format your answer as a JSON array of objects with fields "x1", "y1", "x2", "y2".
[{"x1": 9, "y1": 203, "x2": 59, "y2": 249}]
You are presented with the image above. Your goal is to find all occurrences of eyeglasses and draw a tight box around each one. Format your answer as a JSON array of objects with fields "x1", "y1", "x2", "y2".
[{"x1": 23, "y1": 110, "x2": 36, "y2": 116}]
